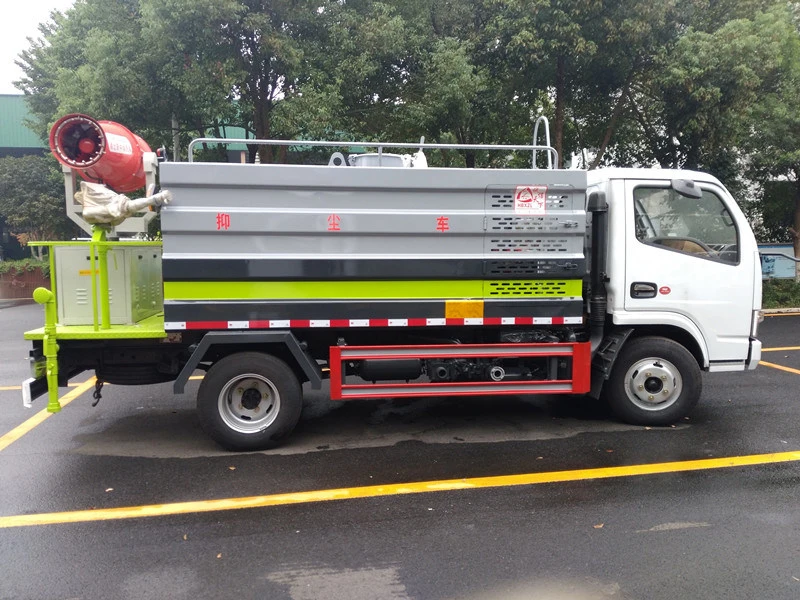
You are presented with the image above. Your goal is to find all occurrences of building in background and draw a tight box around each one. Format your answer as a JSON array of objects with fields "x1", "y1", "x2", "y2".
[
  {"x1": 0, "y1": 94, "x2": 47, "y2": 259},
  {"x1": 0, "y1": 94, "x2": 46, "y2": 158}
]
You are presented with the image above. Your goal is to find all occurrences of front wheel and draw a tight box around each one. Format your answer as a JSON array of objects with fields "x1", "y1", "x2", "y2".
[
  {"x1": 603, "y1": 336, "x2": 701, "y2": 426},
  {"x1": 197, "y1": 352, "x2": 302, "y2": 451}
]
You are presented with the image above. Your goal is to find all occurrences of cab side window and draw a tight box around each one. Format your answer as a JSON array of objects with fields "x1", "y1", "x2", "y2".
[{"x1": 633, "y1": 187, "x2": 739, "y2": 264}]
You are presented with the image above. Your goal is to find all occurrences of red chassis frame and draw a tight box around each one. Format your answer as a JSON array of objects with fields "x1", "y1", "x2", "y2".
[{"x1": 328, "y1": 342, "x2": 592, "y2": 400}]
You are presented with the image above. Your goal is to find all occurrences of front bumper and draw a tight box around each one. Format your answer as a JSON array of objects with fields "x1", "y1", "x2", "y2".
[{"x1": 746, "y1": 338, "x2": 762, "y2": 370}]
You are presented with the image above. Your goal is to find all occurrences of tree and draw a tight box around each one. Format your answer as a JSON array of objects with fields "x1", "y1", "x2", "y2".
[
  {"x1": 16, "y1": 0, "x2": 244, "y2": 155},
  {"x1": 743, "y1": 6, "x2": 800, "y2": 273},
  {"x1": 0, "y1": 155, "x2": 80, "y2": 259},
  {"x1": 491, "y1": 0, "x2": 602, "y2": 167}
]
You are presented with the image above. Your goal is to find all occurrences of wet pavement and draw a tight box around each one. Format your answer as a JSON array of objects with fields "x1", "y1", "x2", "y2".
[{"x1": 1, "y1": 303, "x2": 799, "y2": 599}]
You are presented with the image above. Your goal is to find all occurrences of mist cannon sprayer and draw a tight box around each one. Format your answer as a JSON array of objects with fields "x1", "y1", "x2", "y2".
[
  {"x1": 49, "y1": 113, "x2": 152, "y2": 193},
  {"x1": 48, "y1": 114, "x2": 169, "y2": 237},
  {"x1": 26, "y1": 112, "x2": 171, "y2": 398}
]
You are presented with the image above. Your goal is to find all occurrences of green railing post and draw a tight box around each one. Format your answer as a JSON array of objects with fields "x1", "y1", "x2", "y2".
[
  {"x1": 91, "y1": 227, "x2": 111, "y2": 329},
  {"x1": 32, "y1": 287, "x2": 61, "y2": 413}
]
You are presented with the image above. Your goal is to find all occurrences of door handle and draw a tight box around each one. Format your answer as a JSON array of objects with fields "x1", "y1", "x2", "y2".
[{"x1": 630, "y1": 282, "x2": 657, "y2": 299}]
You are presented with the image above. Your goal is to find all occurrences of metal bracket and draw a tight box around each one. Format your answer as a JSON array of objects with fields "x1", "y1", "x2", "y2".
[{"x1": 61, "y1": 152, "x2": 160, "y2": 238}]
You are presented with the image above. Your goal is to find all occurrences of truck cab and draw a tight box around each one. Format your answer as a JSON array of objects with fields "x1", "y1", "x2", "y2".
[
  {"x1": 587, "y1": 169, "x2": 762, "y2": 423},
  {"x1": 596, "y1": 169, "x2": 761, "y2": 369}
]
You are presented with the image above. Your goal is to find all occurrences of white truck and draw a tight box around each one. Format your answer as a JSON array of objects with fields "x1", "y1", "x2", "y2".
[{"x1": 23, "y1": 113, "x2": 763, "y2": 450}]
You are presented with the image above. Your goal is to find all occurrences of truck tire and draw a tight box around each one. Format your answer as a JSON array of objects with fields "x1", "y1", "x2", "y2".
[
  {"x1": 197, "y1": 352, "x2": 302, "y2": 451},
  {"x1": 603, "y1": 336, "x2": 701, "y2": 426}
]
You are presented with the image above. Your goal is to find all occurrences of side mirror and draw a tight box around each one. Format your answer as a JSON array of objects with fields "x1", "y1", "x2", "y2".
[{"x1": 671, "y1": 179, "x2": 702, "y2": 199}]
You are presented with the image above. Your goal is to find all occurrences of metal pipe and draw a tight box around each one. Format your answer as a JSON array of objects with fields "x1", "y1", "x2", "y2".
[
  {"x1": 532, "y1": 116, "x2": 553, "y2": 169},
  {"x1": 588, "y1": 191, "x2": 609, "y2": 353},
  {"x1": 188, "y1": 138, "x2": 559, "y2": 167},
  {"x1": 32, "y1": 287, "x2": 61, "y2": 413}
]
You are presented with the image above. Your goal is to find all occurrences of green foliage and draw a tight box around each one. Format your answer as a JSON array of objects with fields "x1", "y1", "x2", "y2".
[
  {"x1": 10, "y1": 0, "x2": 800, "y2": 248},
  {"x1": 0, "y1": 154, "x2": 81, "y2": 259},
  {"x1": 762, "y1": 279, "x2": 800, "y2": 309},
  {"x1": 752, "y1": 181, "x2": 796, "y2": 244},
  {"x1": 0, "y1": 258, "x2": 50, "y2": 278}
]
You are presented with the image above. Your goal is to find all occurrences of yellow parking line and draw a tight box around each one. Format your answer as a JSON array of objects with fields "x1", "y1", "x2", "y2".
[
  {"x1": 0, "y1": 378, "x2": 96, "y2": 453},
  {"x1": 759, "y1": 361, "x2": 800, "y2": 376},
  {"x1": 761, "y1": 346, "x2": 800, "y2": 352},
  {"x1": 2, "y1": 450, "x2": 799, "y2": 529}
]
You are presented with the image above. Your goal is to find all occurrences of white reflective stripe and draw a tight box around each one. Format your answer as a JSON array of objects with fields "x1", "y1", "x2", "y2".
[
  {"x1": 22, "y1": 378, "x2": 35, "y2": 408},
  {"x1": 180, "y1": 316, "x2": 584, "y2": 330}
]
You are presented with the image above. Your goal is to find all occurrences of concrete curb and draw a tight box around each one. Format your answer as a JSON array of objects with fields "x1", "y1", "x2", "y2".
[
  {"x1": 763, "y1": 308, "x2": 800, "y2": 315},
  {"x1": 0, "y1": 298, "x2": 35, "y2": 310}
]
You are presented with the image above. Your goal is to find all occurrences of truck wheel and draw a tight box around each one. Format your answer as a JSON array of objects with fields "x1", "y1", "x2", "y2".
[
  {"x1": 603, "y1": 336, "x2": 701, "y2": 426},
  {"x1": 197, "y1": 352, "x2": 302, "y2": 451}
]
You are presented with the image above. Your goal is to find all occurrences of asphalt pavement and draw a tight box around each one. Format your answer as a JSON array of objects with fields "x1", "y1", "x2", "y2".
[{"x1": 1, "y1": 303, "x2": 799, "y2": 600}]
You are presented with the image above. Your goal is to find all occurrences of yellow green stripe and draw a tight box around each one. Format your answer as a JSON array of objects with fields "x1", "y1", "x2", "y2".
[{"x1": 164, "y1": 279, "x2": 582, "y2": 301}]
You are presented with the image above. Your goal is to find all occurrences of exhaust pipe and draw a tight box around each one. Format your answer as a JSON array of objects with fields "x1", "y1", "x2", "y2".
[{"x1": 588, "y1": 190, "x2": 608, "y2": 352}]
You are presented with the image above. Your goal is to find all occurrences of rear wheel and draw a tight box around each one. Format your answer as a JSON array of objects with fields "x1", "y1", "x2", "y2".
[
  {"x1": 603, "y1": 336, "x2": 701, "y2": 426},
  {"x1": 197, "y1": 352, "x2": 302, "y2": 451}
]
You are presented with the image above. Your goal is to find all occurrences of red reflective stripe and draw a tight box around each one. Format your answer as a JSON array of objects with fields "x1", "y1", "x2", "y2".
[{"x1": 185, "y1": 321, "x2": 227, "y2": 330}]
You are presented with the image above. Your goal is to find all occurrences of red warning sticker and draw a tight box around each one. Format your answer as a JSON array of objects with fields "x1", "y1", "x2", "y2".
[{"x1": 514, "y1": 185, "x2": 547, "y2": 215}]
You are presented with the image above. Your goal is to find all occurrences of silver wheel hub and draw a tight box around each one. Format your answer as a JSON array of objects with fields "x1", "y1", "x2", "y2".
[
  {"x1": 218, "y1": 374, "x2": 280, "y2": 434},
  {"x1": 624, "y1": 357, "x2": 683, "y2": 411}
]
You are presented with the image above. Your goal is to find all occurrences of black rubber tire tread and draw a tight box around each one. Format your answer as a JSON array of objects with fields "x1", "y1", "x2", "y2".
[
  {"x1": 197, "y1": 352, "x2": 302, "y2": 451},
  {"x1": 603, "y1": 336, "x2": 702, "y2": 426}
]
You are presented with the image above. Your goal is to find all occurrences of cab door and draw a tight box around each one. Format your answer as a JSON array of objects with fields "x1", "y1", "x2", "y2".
[{"x1": 623, "y1": 179, "x2": 756, "y2": 365}]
